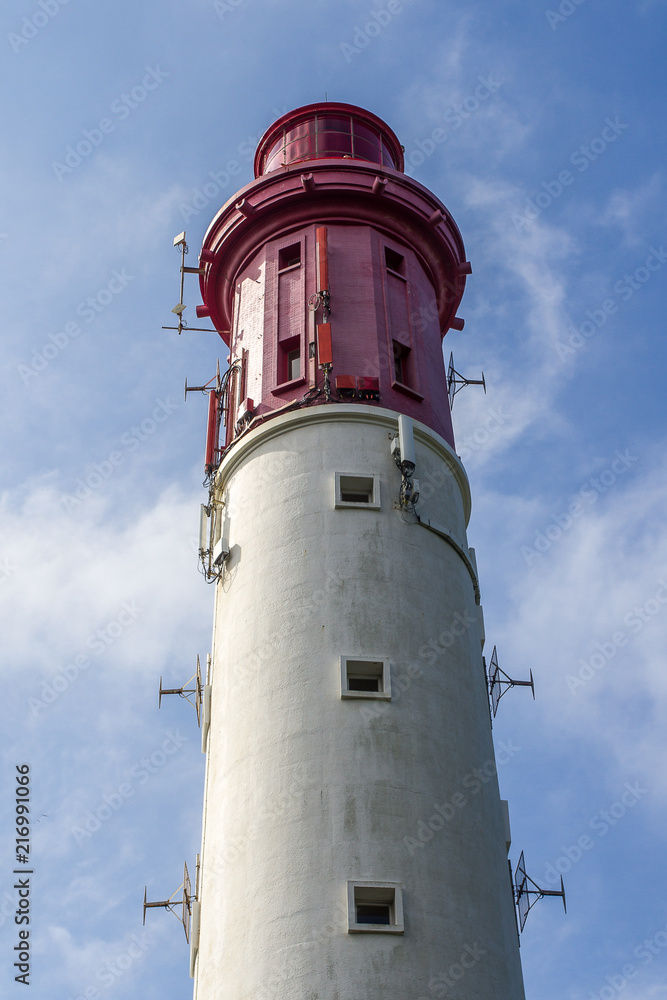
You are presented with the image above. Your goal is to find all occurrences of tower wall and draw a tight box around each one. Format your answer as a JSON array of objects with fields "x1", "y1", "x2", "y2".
[{"x1": 194, "y1": 406, "x2": 524, "y2": 999}]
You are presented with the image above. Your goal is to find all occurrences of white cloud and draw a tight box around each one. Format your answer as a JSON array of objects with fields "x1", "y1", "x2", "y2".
[
  {"x1": 485, "y1": 452, "x2": 667, "y2": 809},
  {"x1": 0, "y1": 481, "x2": 208, "y2": 683},
  {"x1": 599, "y1": 172, "x2": 664, "y2": 247}
]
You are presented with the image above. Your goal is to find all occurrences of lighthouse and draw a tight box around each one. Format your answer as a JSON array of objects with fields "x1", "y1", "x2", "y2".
[{"x1": 189, "y1": 102, "x2": 526, "y2": 999}]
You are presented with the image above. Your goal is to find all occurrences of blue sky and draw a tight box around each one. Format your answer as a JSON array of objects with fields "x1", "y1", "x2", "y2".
[{"x1": 1, "y1": 0, "x2": 666, "y2": 997}]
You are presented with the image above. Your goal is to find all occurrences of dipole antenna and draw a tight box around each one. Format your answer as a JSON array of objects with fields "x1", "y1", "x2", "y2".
[
  {"x1": 513, "y1": 851, "x2": 566, "y2": 931},
  {"x1": 447, "y1": 352, "x2": 486, "y2": 409},
  {"x1": 158, "y1": 655, "x2": 204, "y2": 725},
  {"x1": 143, "y1": 860, "x2": 199, "y2": 941},
  {"x1": 487, "y1": 646, "x2": 535, "y2": 717},
  {"x1": 184, "y1": 359, "x2": 222, "y2": 401}
]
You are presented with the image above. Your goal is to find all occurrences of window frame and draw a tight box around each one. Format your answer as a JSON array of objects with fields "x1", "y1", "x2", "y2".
[
  {"x1": 340, "y1": 656, "x2": 391, "y2": 700},
  {"x1": 347, "y1": 881, "x2": 404, "y2": 934},
  {"x1": 334, "y1": 473, "x2": 381, "y2": 510},
  {"x1": 271, "y1": 235, "x2": 308, "y2": 396},
  {"x1": 381, "y1": 239, "x2": 424, "y2": 401}
]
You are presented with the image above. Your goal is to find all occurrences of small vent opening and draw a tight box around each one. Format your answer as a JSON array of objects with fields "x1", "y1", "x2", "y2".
[
  {"x1": 341, "y1": 657, "x2": 390, "y2": 700},
  {"x1": 385, "y1": 247, "x2": 405, "y2": 274},
  {"x1": 278, "y1": 243, "x2": 301, "y2": 270},
  {"x1": 340, "y1": 476, "x2": 373, "y2": 503},
  {"x1": 348, "y1": 882, "x2": 404, "y2": 934}
]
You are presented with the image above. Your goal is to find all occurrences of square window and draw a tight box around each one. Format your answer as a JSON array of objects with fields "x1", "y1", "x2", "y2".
[
  {"x1": 279, "y1": 335, "x2": 302, "y2": 384},
  {"x1": 341, "y1": 657, "x2": 391, "y2": 700},
  {"x1": 385, "y1": 246, "x2": 405, "y2": 274},
  {"x1": 347, "y1": 882, "x2": 404, "y2": 934},
  {"x1": 334, "y1": 473, "x2": 380, "y2": 509},
  {"x1": 278, "y1": 243, "x2": 301, "y2": 270},
  {"x1": 393, "y1": 341, "x2": 411, "y2": 386}
]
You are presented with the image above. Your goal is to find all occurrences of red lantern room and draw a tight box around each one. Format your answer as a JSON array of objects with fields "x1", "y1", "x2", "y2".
[{"x1": 196, "y1": 103, "x2": 470, "y2": 450}]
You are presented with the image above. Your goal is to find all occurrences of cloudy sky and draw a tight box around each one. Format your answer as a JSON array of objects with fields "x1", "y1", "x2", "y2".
[{"x1": 1, "y1": 0, "x2": 666, "y2": 997}]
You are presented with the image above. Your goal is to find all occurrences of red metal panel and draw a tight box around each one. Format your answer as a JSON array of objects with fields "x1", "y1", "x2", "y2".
[
  {"x1": 316, "y1": 227, "x2": 328, "y2": 291},
  {"x1": 317, "y1": 323, "x2": 333, "y2": 366},
  {"x1": 205, "y1": 390, "x2": 219, "y2": 469}
]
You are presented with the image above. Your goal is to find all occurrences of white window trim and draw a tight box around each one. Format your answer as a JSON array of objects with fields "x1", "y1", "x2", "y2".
[
  {"x1": 340, "y1": 656, "x2": 391, "y2": 700},
  {"x1": 334, "y1": 472, "x2": 381, "y2": 509},
  {"x1": 347, "y1": 880, "x2": 404, "y2": 934},
  {"x1": 189, "y1": 899, "x2": 201, "y2": 977}
]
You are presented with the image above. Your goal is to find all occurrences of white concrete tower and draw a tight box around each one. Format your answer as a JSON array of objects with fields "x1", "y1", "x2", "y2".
[{"x1": 190, "y1": 103, "x2": 526, "y2": 999}]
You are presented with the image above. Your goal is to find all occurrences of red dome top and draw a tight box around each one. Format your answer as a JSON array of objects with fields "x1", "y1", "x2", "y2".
[{"x1": 254, "y1": 102, "x2": 405, "y2": 177}]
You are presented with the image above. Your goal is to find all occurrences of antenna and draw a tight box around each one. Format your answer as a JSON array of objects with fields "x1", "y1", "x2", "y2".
[
  {"x1": 514, "y1": 851, "x2": 566, "y2": 931},
  {"x1": 391, "y1": 415, "x2": 420, "y2": 509},
  {"x1": 161, "y1": 231, "x2": 229, "y2": 336},
  {"x1": 447, "y1": 352, "x2": 486, "y2": 409},
  {"x1": 184, "y1": 361, "x2": 221, "y2": 401},
  {"x1": 143, "y1": 860, "x2": 197, "y2": 941},
  {"x1": 482, "y1": 655, "x2": 493, "y2": 725},
  {"x1": 488, "y1": 646, "x2": 535, "y2": 717},
  {"x1": 158, "y1": 655, "x2": 204, "y2": 725}
]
